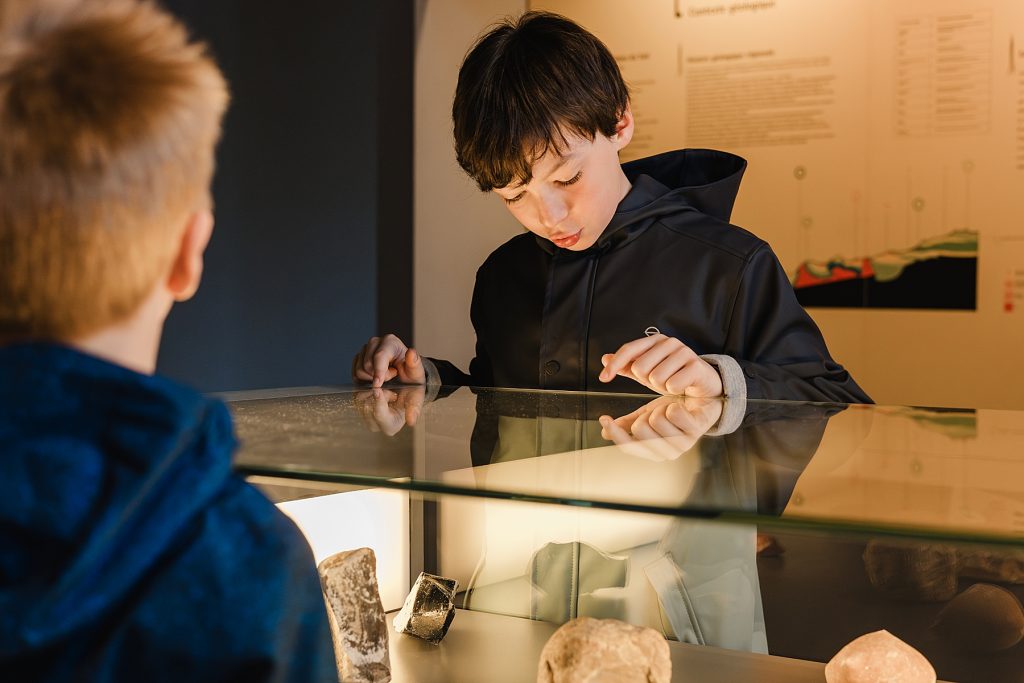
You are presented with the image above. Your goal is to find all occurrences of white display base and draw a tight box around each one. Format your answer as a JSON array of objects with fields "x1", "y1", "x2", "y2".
[{"x1": 385, "y1": 609, "x2": 845, "y2": 683}]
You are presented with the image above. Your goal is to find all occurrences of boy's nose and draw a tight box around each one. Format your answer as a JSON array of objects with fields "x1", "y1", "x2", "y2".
[{"x1": 537, "y1": 194, "x2": 568, "y2": 229}]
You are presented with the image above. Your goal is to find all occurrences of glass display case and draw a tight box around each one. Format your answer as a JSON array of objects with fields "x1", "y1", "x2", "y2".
[{"x1": 224, "y1": 385, "x2": 1024, "y2": 683}]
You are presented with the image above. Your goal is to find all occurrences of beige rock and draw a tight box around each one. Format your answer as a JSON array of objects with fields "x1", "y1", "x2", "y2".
[
  {"x1": 933, "y1": 583, "x2": 1024, "y2": 652},
  {"x1": 825, "y1": 630, "x2": 935, "y2": 683},
  {"x1": 318, "y1": 548, "x2": 391, "y2": 683},
  {"x1": 537, "y1": 617, "x2": 671, "y2": 683}
]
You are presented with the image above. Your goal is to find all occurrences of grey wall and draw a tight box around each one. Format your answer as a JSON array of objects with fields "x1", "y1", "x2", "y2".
[{"x1": 157, "y1": 1, "x2": 412, "y2": 392}]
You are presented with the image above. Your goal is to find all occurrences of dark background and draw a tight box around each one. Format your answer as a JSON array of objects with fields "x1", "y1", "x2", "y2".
[{"x1": 156, "y1": 1, "x2": 413, "y2": 392}]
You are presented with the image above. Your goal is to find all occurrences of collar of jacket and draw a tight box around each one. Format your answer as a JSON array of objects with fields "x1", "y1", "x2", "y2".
[{"x1": 534, "y1": 148, "x2": 747, "y2": 258}]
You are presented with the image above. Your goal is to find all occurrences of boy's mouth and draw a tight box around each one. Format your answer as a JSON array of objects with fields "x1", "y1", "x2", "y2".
[{"x1": 551, "y1": 229, "x2": 582, "y2": 249}]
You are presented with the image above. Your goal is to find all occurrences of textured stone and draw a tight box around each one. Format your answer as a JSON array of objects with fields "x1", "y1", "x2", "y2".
[
  {"x1": 825, "y1": 630, "x2": 935, "y2": 683},
  {"x1": 960, "y1": 548, "x2": 1024, "y2": 584},
  {"x1": 863, "y1": 540, "x2": 958, "y2": 601},
  {"x1": 394, "y1": 572, "x2": 458, "y2": 643},
  {"x1": 318, "y1": 548, "x2": 390, "y2": 683},
  {"x1": 933, "y1": 583, "x2": 1024, "y2": 652},
  {"x1": 536, "y1": 617, "x2": 671, "y2": 683}
]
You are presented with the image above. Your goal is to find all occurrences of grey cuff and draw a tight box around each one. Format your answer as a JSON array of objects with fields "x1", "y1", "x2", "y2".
[
  {"x1": 420, "y1": 356, "x2": 442, "y2": 403},
  {"x1": 700, "y1": 354, "x2": 747, "y2": 436}
]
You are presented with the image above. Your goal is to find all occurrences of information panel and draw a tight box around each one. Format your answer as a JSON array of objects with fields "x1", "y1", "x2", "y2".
[{"x1": 530, "y1": 0, "x2": 1024, "y2": 407}]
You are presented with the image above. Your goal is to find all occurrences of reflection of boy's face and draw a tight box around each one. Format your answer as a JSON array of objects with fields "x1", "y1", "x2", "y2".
[{"x1": 492, "y1": 116, "x2": 633, "y2": 251}]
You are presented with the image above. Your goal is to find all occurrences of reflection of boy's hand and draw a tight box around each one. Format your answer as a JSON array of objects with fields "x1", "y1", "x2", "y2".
[
  {"x1": 598, "y1": 395, "x2": 722, "y2": 461},
  {"x1": 598, "y1": 334, "x2": 723, "y2": 397},
  {"x1": 352, "y1": 334, "x2": 426, "y2": 388},
  {"x1": 353, "y1": 386, "x2": 425, "y2": 436}
]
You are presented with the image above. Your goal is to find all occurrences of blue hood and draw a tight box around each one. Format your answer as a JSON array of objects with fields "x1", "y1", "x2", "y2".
[{"x1": 0, "y1": 343, "x2": 236, "y2": 656}]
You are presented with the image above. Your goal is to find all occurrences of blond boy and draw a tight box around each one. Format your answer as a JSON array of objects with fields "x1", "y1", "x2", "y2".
[{"x1": 0, "y1": 1, "x2": 335, "y2": 679}]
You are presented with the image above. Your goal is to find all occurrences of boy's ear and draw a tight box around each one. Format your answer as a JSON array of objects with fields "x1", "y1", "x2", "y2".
[
  {"x1": 612, "y1": 103, "x2": 634, "y2": 151},
  {"x1": 166, "y1": 209, "x2": 214, "y2": 303}
]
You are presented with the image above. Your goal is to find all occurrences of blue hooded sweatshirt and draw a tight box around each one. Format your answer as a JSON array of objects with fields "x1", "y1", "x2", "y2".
[{"x1": 0, "y1": 344, "x2": 337, "y2": 681}]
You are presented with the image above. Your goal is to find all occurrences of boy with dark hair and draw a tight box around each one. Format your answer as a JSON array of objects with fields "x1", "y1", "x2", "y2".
[
  {"x1": 354, "y1": 11, "x2": 870, "y2": 413},
  {"x1": 0, "y1": 1, "x2": 335, "y2": 679}
]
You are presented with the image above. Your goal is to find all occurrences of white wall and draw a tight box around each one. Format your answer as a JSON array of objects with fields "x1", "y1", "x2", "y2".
[{"x1": 413, "y1": 0, "x2": 525, "y2": 369}]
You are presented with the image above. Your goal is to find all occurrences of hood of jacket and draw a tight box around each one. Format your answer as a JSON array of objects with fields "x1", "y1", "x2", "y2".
[
  {"x1": 535, "y1": 148, "x2": 747, "y2": 255},
  {"x1": 0, "y1": 343, "x2": 237, "y2": 656}
]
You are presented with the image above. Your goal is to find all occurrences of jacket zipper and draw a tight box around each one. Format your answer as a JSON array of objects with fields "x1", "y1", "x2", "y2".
[{"x1": 581, "y1": 253, "x2": 601, "y2": 391}]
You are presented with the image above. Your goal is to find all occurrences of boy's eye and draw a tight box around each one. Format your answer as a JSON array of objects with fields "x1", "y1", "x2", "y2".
[
  {"x1": 556, "y1": 171, "x2": 583, "y2": 187},
  {"x1": 503, "y1": 193, "x2": 525, "y2": 205}
]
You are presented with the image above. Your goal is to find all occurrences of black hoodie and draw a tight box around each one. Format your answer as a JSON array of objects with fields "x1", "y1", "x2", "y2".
[{"x1": 430, "y1": 149, "x2": 870, "y2": 404}]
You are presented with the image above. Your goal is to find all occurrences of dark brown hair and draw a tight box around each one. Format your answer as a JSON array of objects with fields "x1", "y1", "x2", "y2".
[
  {"x1": 0, "y1": 0, "x2": 229, "y2": 340},
  {"x1": 452, "y1": 11, "x2": 629, "y2": 192}
]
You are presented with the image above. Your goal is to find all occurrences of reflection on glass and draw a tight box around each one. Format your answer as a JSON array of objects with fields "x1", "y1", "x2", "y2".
[
  {"x1": 231, "y1": 386, "x2": 1024, "y2": 546},
  {"x1": 227, "y1": 386, "x2": 1024, "y2": 682}
]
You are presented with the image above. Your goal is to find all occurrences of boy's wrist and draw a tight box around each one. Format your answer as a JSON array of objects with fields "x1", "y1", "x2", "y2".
[
  {"x1": 699, "y1": 354, "x2": 747, "y2": 436},
  {"x1": 420, "y1": 356, "x2": 442, "y2": 403}
]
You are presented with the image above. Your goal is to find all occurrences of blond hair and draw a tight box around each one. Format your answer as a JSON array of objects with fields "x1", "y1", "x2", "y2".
[{"x1": 0, "y1": 0, "x2": 229, "y2": 340}]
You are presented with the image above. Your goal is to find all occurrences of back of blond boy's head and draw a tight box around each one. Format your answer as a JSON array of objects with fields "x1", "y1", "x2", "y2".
[{"x1": 0, "y1": 0, "x2": 229, "y2": 341}]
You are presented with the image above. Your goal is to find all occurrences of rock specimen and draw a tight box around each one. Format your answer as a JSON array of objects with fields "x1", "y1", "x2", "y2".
[
  {"x1": 825, "y1": 630, "x2": 935, "y2": 683},
  {"x1": 318, "y1": 548, "x2": 391, "y2": 683},
  {"x1": 393, "y1": 572, "x2": 458, "y2": 643},
  {"x1": 536, "y1": 617, "x2": 671, "y2": 683},
  {"x1": 933, "y1": 583, "x2": 1024, "y2": 652},
  {"x1": 863, "y1": 540, "x2": 958, "y2": 601},
  {"x1": 960, "y1": 548, "x2": 1024, "y2": 584}
]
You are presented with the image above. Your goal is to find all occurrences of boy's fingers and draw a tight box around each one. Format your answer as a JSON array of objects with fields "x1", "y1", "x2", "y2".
[
  {"x1": 644, "y1": 349, "x2": 694, "y2": 394},
  {"x1": 629, "y1": 337, "x2": 686, "y2": 381},
  {"x1": 664, "y1": 363, "x2": 702, "y2": 396},
  {"x1": 646, "y1": 405, "x2": 688, "y2": 439},
  {"x1": 371, "y1": 347, "x2": 400, "y2": 387},
  {"x1": 361, "y1": 337, "x2": 381, "y2": 375},
  {"x1": 396, "y1": 348, "x2": 427, "y2": 384},
  {"x1": 664, "y1": 401, "x2": 703, "y2": 433},
  {"x1": 352, "y1": 352, "x2": 375, "y2": 382},
  {"x1": 598, "y1": 414, "x2": 633, "y2": 444},
  {"x1": 370, "y1": 388, "x2": 404, "y2": 435},
  {"x1": 599, "y1": 335, "x2": 668, "y2": 382}
]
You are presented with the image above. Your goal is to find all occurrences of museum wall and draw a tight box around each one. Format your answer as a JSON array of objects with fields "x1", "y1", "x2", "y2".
[
  {"x1": 413, "y1": 0, "x2": 526, "y2": 368},
  {"x1": 155, "y1": 1, "x2": 413, "y2": 392},
  {"x1": 414, "y1": 0, "x2": 1024, "y2": 409}
]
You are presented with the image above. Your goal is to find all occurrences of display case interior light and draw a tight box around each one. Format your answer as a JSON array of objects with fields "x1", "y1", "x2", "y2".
[{"x1": 276, "y1": 488, "x2": 410, "y2": 611}]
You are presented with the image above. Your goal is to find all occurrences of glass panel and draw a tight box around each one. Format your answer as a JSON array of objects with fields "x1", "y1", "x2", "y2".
[
  {"x1": 228, "y1": 385, "x2": 1024, "y2": 545},
  {"x1": 429, "y1": 490, "x2": 1021, "y2": 683}
]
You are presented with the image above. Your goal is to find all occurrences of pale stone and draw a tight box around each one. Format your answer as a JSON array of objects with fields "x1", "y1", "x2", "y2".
[
  {"x1": 933, "y1": 583, "x2": 1024, "y2": 652},
  {"x1": 536, "y1": 617, "x2": 671, "y2": 683},
  {"x1": 825, "y1": 630, "x2": 935, "y2": 683},
  {"x1": 393, "y1": 572, "x2": 458, "y2": 643},
  {"x1": 318, "y1": 548, "x2": 391, "y2": 683},
  {"x1": 863, "y1": 541, "x2": 958, "y2": 601}
]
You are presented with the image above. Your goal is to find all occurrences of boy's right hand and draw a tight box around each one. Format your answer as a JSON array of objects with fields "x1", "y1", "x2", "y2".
[{"x1": 351, "y1": 334, "x2": 426, "y2": 387}]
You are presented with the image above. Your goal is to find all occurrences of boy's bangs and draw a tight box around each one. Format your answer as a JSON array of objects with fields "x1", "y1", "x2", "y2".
[{"x1": 477, "y1": 121, "x2": 584, "y2": 191}]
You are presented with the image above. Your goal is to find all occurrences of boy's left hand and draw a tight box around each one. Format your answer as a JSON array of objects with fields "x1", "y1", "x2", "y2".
[{"x1": 599, "y1": 334, "x2": 723, "y2": 397}]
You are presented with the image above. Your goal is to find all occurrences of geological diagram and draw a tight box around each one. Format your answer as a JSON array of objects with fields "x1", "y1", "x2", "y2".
[{"x1": 791, "y1": 229, "x2": 978, "y2": 310}]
